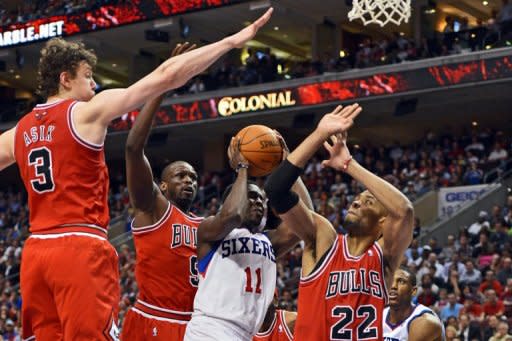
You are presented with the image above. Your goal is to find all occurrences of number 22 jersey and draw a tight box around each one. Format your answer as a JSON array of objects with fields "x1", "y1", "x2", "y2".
[{"x1": 294, "y1": 234, "x2": 388, "y2": 341}]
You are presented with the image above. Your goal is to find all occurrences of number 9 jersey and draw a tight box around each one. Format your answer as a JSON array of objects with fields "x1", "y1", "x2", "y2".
[{"x1": 14, "y1": 99, "x2": 110, "y2": 236}]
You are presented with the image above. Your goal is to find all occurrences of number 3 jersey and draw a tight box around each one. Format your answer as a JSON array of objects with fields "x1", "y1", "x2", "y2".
[
  {"x1": 14, "y1": 99, "x2": 110, "y2": 236},
  {"x1": 189, "y1": 228, "x2": 277, "y2": 339},
  {"x1": 294, "y1": 234, "x2": 388, "y2": 341},
  {"x1": 130, "y1": 202, "x2": 203, "y2": 321}
]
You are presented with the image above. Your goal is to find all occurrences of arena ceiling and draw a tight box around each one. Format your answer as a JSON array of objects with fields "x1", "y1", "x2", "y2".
[{"x1": 0, "y1": 0, "x2": 498, "y2": 96}]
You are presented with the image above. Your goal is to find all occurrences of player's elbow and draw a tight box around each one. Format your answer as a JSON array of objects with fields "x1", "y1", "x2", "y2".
[{"x1": 218, "y1": 206, "x2": 244, "y2": 229}]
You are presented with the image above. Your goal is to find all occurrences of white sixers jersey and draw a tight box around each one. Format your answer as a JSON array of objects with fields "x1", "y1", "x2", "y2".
[
  {"x1": 383, "y1": 304, "x2": 445, "y2": 341},
  {"x1": 185, "y1": 228, "x2": 277, "y2": 341}
]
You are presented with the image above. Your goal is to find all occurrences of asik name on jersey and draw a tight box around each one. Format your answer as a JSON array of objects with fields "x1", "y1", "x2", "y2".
[
  {"x1": 221, "y1": 237, "x2": 276, "y2": 262},
  {"x1": 171, "y1": 224, "x2": 198, "y2": 249},
  {"x1": 326, "y1": 269, "x2": 384, "y2": 299},
  {"x1": 23, "y1": 125, "x2": 55, "y2": 147}
]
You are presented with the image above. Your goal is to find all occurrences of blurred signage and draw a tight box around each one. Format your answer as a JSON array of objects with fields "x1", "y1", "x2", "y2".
[
  {"x1": 110, "y1": 55, "x2": 512, "y2": 132},
  {"x1": 438, "y1": 184, "x2": 496, "y2": 219},
  {"x1": 0, "y1": 0, "x2": 241, "y2": 48}
]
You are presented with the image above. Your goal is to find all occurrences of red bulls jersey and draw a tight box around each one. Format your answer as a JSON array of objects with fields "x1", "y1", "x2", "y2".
[
  {"x1": 131, "y1": 202, "x2": 203, "y2": 321},
  {"x1": 294, "y1": 234, "x2": 388, "y2": 341},
  {"x1": 14, "y1": 99, "x2": 109, "y2": 236},
  {"x1": 253, "y1": 310, "x2": 293, "y2": 341}
]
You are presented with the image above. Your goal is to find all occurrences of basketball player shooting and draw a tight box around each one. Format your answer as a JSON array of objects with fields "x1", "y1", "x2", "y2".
[
  {"x1": 0, "y1": 8, "x2": 273, "y2": 341},
  {"x1": 184, "y1": 134, "x2": 312, "y2": 341},
  {"x1": 264, "y1": 103, "x2": 414, "y2": 341},
  {"x1": 383, "y1": 267, "x2": 445, "y2": 341},
  {"x1": 121, "y1": 42, "x2": 206, "y2": 341}
]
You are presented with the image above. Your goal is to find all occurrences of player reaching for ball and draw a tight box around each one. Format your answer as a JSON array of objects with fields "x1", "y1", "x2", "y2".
[
  {"x1": 184, "y1": 131, "x2": 312, "y2": 341},
  {"x1": 0, "y1": 8, "x2": 273, "y2": 340},
  {"x1": 264, "y1": 104, "x2": 414, "y2": 341},
  {"x1": 120, "y1": 43, "x2": 203, "y2": 341}
]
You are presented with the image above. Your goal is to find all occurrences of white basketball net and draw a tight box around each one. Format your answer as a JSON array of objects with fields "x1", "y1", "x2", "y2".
[{"x1": 348, "y1": 0, "x2": 411, "y2": 27}]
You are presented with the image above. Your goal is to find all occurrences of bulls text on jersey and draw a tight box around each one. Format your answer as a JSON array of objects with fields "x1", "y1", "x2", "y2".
[
  {"x1": 171, "y1": 224, "x2": 198, "y2": 248},
  {"x1": 325, "y1": 268, "x2": 384, "y2": 299}
]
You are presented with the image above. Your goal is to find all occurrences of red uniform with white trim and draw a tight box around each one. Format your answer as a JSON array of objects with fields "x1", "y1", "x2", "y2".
[
  {"x1": 120, "y1": 203, "x2": 203, "y2": 341},
  {"x1": 14, "y1": 99, "x2": 119, "y2": 341},
  {"x1": 253, "y1": 310, "x2": 293, "y2": 341},
  {"x1": 294, "y1": 234, "x2": 388, "y2": 341}
]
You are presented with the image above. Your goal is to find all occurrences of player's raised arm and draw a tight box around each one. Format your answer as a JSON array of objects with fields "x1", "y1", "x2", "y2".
[
  {"x1": 197, "y1": 137, "x2": 249, "y2": 256},
  {"x1": 322, "y1": 132, "x2": 414, "y2": 275},
  {"x1": 0, "y1": 128, "x2": 15, "y2": 171},
  {"x1": 75, "y1": 8, "x2": 273, "y2": 129},
  {"x1": 266, "y1": 133, "x2": 314, "y2": 258},
  {"x1": 126, "y1": 43, "x2": 196, "y2": 213},
  {"x1": 265, "y1": 105, "x2": 361, "y2": 250}
]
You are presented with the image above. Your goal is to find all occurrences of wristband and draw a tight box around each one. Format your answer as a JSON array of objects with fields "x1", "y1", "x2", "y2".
[
  {"x1": 341, "y1": 156, "x2": 352, "y2": 172},
  {"x1": 236, "y1": 163, "x2": 250, "y2": 172}
]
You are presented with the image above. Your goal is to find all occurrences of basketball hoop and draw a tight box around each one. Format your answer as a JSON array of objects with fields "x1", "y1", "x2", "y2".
[{"x1": 348, "y1": 0, "x2": 411, "y2": 27}]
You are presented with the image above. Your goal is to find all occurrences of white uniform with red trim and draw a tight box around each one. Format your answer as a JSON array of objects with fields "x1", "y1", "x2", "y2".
[{"x1": 184, "y1": 228, "x2": 276, "y2": 341}]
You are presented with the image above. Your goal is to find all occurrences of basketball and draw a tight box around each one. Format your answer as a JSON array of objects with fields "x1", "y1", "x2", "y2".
[{"x1": 234, "y1": 125, "x2": 283, "y2": 177}]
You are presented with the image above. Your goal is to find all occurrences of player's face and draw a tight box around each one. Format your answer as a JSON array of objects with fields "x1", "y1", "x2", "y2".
[
  {"x1": 344, "y1": 190, "x2": 384, "y2": 236},
  {"x1": 164, "y1": 163, "x2": 198, "y2": 209},
  {"x1": 244, "y1": 184, "x2": 267, "y2": 229},
  {"x1": 68, "y1": 62, "x2": 96, "y2": 101},
  {"x1": 388, "y1": 269, "x2": 416, "y2": 307}
]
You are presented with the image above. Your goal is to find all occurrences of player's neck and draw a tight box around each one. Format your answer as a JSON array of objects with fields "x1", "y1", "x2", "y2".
[
  {"x1": 345, "y1": 234, "x2": 375, "y2": 256},
  {"x1": 259, "y1": 306, "x2": 276, "y2": 333},
  {"x1": 388, "y1": 303, "x2": 414, "y2": 325}
]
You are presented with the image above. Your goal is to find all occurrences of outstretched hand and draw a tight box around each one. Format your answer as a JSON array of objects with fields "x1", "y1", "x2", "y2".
[
  {"x1": 322, "y1": 132, "x2": 352, "y2": 171},
  {"x1": 171, "y1": 42, "x2": 197, "y2": 57},
  {"x1": 316, "y1": 104, "x2": 362, "y2": 139},
  {"x1": 227, "y1": 136, "x2": 249, "y2": 170},
  {"x1": 226, "y1": 8, "x2": 273, "y2": 48}
]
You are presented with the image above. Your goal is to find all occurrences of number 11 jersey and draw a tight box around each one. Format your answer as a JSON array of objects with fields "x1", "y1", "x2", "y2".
[{"x1": 187, "y1": 228, "x2": 277, "y2": 340}]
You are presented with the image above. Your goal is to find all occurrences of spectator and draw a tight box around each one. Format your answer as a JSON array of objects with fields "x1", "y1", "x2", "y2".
[
  {"x1": 468, "y1": 212, "x2": 490, "y2": 242},
  {"x1": 440, "y1": 293, "x2": 464, "y2": 322},
  {"x1": 460, "y1": 294, "x2": 484, "y2": 322},
  {"x1": 460, "y1": 259, "x2": 482, "y2": 288},
  {"x1": 479, "y1": 270, "x2": 504, "y2": 296},
  {"x1": 483, "y1": 315, "x2": 501, "y2": 340},
  {"x1": 488, "y1": 143, "x2": 509, "y2": 163},
  {"x1": 457, "y1": 313, "x2": 482, "y2": 340},
  {"x1": 483, "y1": 289, "x2": 505, "y2": 318},
  {"x1": 463, "y1": 162, "x2": 483, "y2": 185},
  {"x1": 489, "y1": 321, "x2": 512, "y2": 341}
]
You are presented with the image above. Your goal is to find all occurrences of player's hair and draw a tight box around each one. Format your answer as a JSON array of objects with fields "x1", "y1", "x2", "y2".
[
  {"x1": 221, "y1": 180, "x2": 259, "y2": 203},
  {"x1": 399, "y1": 265, "x2": 417, "y2": 287},
  {"x1": 37, "y1": 38, "x2": 97, "y2": 99}
]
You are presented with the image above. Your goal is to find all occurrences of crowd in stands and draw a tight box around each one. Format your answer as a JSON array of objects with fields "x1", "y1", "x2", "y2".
[
  {"x1": 0, "y1": 126, "x2": 510, "y2": 338},
  {"x1": 181, "y1": 1, "x2": 512, "y2": 95}
]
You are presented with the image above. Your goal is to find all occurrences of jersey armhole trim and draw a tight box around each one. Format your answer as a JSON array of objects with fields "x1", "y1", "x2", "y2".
[
  {"x1": 198, "y1": 241, "x2": 221, "y2": 275},
  {"x1": 12, "y1": 124, "x2": 18, "y2": 160},
  {"x1": 300, "y1": 235, "x2": 338, "y2": 284},
  {"x1": 67, "y1": 101, "x2": 104, "y2": 151},
  {"x1": 255, "y1": 311, "x2": 277, "y2": 337},
  {"x1": 281, "y1": 310, "x2": 294, "y2": 340},
  {"x1": 374, "y1": 241, "x2": 390, "y2": 304},
  {"x1": 131, "y1": 202, "x2": 172, "y2": 235}
]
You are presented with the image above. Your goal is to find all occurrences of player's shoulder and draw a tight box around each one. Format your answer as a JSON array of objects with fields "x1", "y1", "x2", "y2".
[
  {"x1": 409, "y1": 312, "x2": 443, "y2": 338},
  {"x1": 171, "y1": 204, "x2": 204, "y2": 223}
]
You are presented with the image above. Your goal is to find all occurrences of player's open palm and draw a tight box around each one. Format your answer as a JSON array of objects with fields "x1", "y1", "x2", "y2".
[
  {"x1": 322, "y1": 132, "x2": 352, "y2": 171},
  {"x1": 316, "y1": 104, "x2": 361, "y2": 138},
  {"x1": 227, "y1": 8, "x2": 273, "y2": 48}
]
